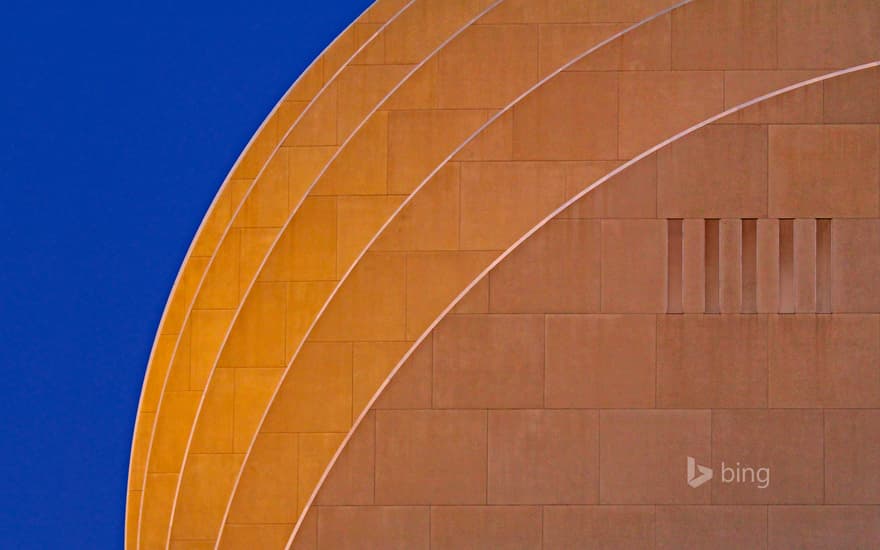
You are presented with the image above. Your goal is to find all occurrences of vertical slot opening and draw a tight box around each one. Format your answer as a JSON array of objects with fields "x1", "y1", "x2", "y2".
[
  {"x1": 779, "y1": 218, "x2": 795, "y2": 313},
  {"x1": 816, "y1": 218, "x2": 832, "y2": 313},
  {"x1": 705, "y1": 219, "x2": 720, "y2": 313},
  {"x1": 668, "y1": 219, "x2": 683, "y2": 313},
  {"x1": 742, "y1": 219, "x2": 757, "y2": 313}
]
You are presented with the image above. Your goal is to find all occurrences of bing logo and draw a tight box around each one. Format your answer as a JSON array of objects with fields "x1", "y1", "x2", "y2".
[{"x1": 686, "y1": 456, "x2": 770, "y2": 489}]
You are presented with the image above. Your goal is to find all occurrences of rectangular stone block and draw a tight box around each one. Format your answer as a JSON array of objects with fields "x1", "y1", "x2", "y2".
[{"x1": 658, "y1": 315, "x2": 768, "y2": 408}]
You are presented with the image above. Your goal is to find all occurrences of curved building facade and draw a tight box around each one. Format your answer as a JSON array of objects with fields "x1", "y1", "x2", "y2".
[{"x1": 129, "y1": 0, "x2": 880, "y2": 548}]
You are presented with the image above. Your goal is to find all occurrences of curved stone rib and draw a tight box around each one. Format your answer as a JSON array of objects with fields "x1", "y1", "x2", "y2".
[
  {"x1": 156, "y1": 3, "x2": 520, "y2": 548},
  {"x1": 215, "y1": 0, "x2": 880, "y2": 548},
  {"x1": 289, "y1": 62, "x2": 880, "y2": 548},
  {"x1": 143, "y1": 5, "x2": 505, "y2": 534},
  {"x1": 144, "y1": 1, "x2": 490, "y2": 542},
  {"x1": 217, "y1": 3, "x2": 704, "y2": 548},
  {"x1": 213, "y1": 5, "x2": 880, "y2": 548},
  {"x1": 158, "y1": 2, "x2": 692, "y2": 548},
  {"x1": 127, "y1": 1, "x2": 411, "y2": 545},
  {"x1": 144, "y1": 1, "x2": 512, "y2": 548},
  {"x1": 130, "y1": 1, "x2": 420, "y2": 546},
  {"x1": 172, "y1": 2, "x2": 692, "y2": 548}
]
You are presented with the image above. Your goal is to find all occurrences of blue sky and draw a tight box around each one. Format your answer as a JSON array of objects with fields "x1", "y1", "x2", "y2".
[{"x1": 0, "y1": 1, "x2": 371, "y2": 546}]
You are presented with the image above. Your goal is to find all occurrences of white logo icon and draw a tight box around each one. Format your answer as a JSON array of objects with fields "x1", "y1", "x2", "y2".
[{"x1": 687, "y1": 456, "x2": 713, "y2": 488}]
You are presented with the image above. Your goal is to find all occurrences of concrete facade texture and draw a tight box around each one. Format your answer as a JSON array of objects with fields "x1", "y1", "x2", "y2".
[{"x1": 128, "y1": 0, "x2": 880, "y2": 547}]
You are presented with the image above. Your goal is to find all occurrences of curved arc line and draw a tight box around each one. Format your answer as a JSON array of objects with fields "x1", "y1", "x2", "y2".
[
  {"x1": 126, "y1": 0, "x2": 380, "y2": 512},
  {"x1": 130, "y1": 0, "x2": 414, "y2": 546},
  {"x1": 126, "y1": 0, "x2": 378, "y2": 539},
  {"x1": 208, "y1": 1, "x2": 697, "y2": 547},
  {"x1": 129, "y1": 0, "x2": 381, "y2": 471},
  {"x1": 158, "y1": 0, "x2": 511, "y2": 546},
  {"x1": 282, "y1": 59, "x2": 880, "y2": 549},
  {"x1": 152, "y1": 0, "x2": 421, "y2": 544}
]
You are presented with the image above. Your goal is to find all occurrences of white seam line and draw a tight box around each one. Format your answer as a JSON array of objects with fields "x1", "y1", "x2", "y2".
[
  {"x1": 153, "y1": 0, "x2": 420, "y2": 538},
  {"x1": 282, "y1": 60, "x2": 880, "y2": 549},
  {"x1": 244, "y1": 3, "x2": 712, "y2": 548},
  {"x1": 208, "y1": 0, "x2": 514, "y2": 547},
  {"x1": 133, "y1": 0, "x2": 415, "y2": 546}
]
